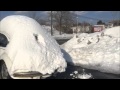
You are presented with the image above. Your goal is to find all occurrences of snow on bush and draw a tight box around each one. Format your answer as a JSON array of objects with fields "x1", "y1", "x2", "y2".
[
  {"x1": 0, "y1": 15, "x2": 67, "y2": 78},
  {"x1": 61, "y1": 27, "x2": 120, "y2": 74}
]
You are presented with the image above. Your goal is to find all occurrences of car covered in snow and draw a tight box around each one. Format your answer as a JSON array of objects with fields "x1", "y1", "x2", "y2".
[{"x1": 0, "y1": 15, "x2": 67, "y2": 79}]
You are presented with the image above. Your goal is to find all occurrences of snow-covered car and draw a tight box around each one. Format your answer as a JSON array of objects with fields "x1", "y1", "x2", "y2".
[{"x1": 0, "y1": 15, "x2": 67, "y2": 79}]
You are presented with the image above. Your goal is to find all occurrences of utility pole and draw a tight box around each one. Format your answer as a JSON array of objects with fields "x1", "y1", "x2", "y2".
[
  {"x1": 77, "y1": 17, "x2": 78, "y2": 34},
  {"x1": 51, "y1": 11, "x2": 53, "y2": 36},
  {"x1": 60, "y1": 11, "x2": 62, "y2": 35},
  {"x1": 76, "y1": 11, "x2": 78, "y2": 34}
]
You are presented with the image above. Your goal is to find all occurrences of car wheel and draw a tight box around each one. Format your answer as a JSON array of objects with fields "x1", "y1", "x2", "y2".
[{"x1": 0, "y1": 60, "x2": 11, "y2": 79}]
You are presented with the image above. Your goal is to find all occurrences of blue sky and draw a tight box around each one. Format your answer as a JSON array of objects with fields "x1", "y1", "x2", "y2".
[{"x1": 0, "y1": 11, "x2": 119, "y2": 24}]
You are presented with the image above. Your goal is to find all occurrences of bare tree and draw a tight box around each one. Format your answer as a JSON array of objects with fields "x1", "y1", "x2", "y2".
[
  {"x1": 62, "y1": 11, "x2": 76, "y2": 33},
  {"x1": 53, "y1": 11, "x2": 64, "y2": 35},
  {"x1": 51, "y1": 11, "x2": 53, "y2": 36},
  {"x1": 48, "y1": 11, "x2": 75, "y2": 34}
]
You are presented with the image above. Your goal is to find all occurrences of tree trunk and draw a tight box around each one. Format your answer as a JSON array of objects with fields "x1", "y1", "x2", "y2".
[
  {"x1": 59, "y1": 12, "x2": 62, "y2": 35},
  {"x1": 51, "y1": 11, "x2": 53, "y2": 36}
]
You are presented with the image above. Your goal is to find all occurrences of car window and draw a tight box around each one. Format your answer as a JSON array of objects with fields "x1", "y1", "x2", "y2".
[{"x1": 0, "y1": 33, "x2": 9, "y2": 47}]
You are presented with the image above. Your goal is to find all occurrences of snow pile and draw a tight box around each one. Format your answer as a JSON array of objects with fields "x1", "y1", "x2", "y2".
[
  {"x1": 61, "y1": 32, "x2": 102, "y2": 52},
  {"x1": 0, "y1": 15, "x2": 67, "y2": 78},
  {"x1": 61, "y1": 27, "x2": 120, "y2": 74},
  {"x1": 61, "y1": 35, "x2": 80, "y2": 52},
  {"x1": 103, "y1": 26, "x2": 120, "y2": 38}
]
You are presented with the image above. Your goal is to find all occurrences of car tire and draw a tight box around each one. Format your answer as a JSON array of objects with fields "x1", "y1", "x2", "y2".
[{"x1": 0, "y1": 60, "x2": 11, "y2": 79}]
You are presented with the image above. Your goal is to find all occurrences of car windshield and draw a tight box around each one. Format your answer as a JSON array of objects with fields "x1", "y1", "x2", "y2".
[{"x1": 0, "y1": 33, "x2": 9, "y2": 47}]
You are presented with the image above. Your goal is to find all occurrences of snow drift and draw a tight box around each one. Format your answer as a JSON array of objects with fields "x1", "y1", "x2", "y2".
[
  {"x1": 0, "y1": 15, "x2": 67, "y2": 78},
  {"x1": 61, "y1": 26, "x2": 120, "y2": 74},
  {"x1": 103, "y1": 26, "x2": 120, "y2": 38}
]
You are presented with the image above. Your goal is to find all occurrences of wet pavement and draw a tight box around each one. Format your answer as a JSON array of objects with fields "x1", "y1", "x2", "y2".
[{"x1": 46, "y1": 64, "x2": 120, "y2": 79}]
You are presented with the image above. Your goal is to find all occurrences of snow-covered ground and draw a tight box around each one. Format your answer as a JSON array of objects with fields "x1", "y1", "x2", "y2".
[
  {"x1": 41, "y1": 25, "x2": 60, "y2": 35},
  {"x1": 53, "y1": 34, "x2": 74, "y2": 40},
  {"x1": 0, "y1": 15, "x2": 67, "y2": 79},
  {"x1": 103, "y1": 26, "x2": 120, "y2": 38},
  {"x1": 61, "y1": 26, "x2": 120, "y2": 74},
  {"x1": 41, "y1": 25, "x2": 74, "y2": 40}
]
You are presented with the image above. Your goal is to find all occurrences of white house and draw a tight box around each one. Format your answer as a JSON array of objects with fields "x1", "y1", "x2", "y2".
[{"x1": 71, "y1": 26, "x2": 91, "y2": 33}]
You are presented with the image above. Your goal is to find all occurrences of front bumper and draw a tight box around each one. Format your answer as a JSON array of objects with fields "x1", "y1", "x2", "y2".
[{"x1": 13, "y1": 71, "x2": 51, "y2": 79}]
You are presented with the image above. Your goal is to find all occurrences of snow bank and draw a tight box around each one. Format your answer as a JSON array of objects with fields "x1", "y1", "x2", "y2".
[
  {"x1": 0, "y1": 15, "x2": 67, "y2": 78},
  {"x1": 61, "y1": 27, "x2": 120, "y2": 74},
  {"x1": 61, "y1": 35, "x2": 80, "y2": 52},
  {"x1": 103, "y1": 26, "x2": 120, "y2": 38}
]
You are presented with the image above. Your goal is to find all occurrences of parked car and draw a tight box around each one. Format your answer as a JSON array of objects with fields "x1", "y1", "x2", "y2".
[{"x1": 0, "y1": 15, "x2": 67, "y2": 79}]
